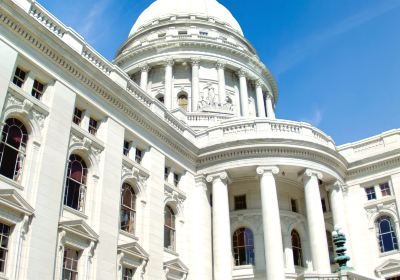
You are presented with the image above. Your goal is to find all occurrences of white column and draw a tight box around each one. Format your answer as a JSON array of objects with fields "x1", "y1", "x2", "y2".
[
  {"x1": 0, "y1": 40, "x2": 18, "y2": 111},
  {"x1": 237, "y1": 69, "x2": 249, "y2": 117},
  {"x1": 303, "y1": 169, "x2": 331, "y2": 273},
  {"x1": 206, "y1": 172, "x2": 232, "y2": 280},
  {"x1": 191, "y1": 58, "x2": 200, "y2": 112},
  {"x1": 217, "y1": 62, "x2": 226, "y2": 105},
  {"x1": 190, "y1": 176, "x2": 212, "y2": 280},
  {"x1": 140, "y1": 64, "x2": 150, "y2": 91},
  {"x1": 256, "y1": 167, "x2": 285, "y2": 280},
  {"x1": 255, "y1": 81, "x2": 266, "y2": 118},
  {"x1": 164, "y1": 58, "x2": 174, "y2": 110},
  {"x1": 326, "y1": 181, "x2": 353, "y2": 263},
  {"x1": 265, "y1": 91, "x2": 276, "y2": 119}
]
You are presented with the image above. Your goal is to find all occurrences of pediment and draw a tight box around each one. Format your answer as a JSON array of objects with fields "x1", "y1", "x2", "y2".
[
  {"x1": 376, "y1": 259, "x2": 400, "y2": 271},
  {"x1": 164, "y1": 258, "x2": 189, "y2": 273},
  {"x1": 59, "y1": 220, "x2": 99, "y2": 242},
  {"x1": 0, "y1": 189, "x2": 34, "y2": 216},
  {"x1": 118, "y1": 242, "x2": 149, "y2": 260}
]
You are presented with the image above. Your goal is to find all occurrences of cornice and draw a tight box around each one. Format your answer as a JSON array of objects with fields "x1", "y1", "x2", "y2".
[
  {"x1": 0, "y1": 2, "x2": 198, "y2": 164},
  {"x1": 346, "y1": 154, "x2": 400, "y2": 179}
]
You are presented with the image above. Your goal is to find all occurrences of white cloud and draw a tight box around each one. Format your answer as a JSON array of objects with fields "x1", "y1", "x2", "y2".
[{"x1": 303, "y1": 108, "x2": 323, "y2": 127}]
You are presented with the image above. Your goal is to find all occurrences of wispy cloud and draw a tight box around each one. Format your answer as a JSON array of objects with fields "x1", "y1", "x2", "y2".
[
  {"x1": 78, "y1": 0, "x2": 111, "y2": 43},
  {"x1": 303, "y1": 107, "x2": 323, "y2": 127},
  {"x1": 272, "y1": 2, "x2": 400, "y2": 75}
]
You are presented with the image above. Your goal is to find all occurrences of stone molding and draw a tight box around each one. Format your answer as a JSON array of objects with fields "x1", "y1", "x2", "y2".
[{"x1": 140, "y1": 64, "x2": 151, "y2": 72}]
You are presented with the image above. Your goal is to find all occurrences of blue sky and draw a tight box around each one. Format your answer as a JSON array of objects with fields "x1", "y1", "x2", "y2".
[{"x1": 38, "y1": 0, "x2": 400, "y2": 145}]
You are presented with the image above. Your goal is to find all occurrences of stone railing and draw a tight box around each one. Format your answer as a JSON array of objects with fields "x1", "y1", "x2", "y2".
[
  {"x1": 82, "y1": 46, "x2": 113, "y2": 75},
  {"x1": 29, "y1": 2, "x2": 66, "y2": 37},
  {"x1": 195, "y1": 119, "x2": 336, "y2": 149}
]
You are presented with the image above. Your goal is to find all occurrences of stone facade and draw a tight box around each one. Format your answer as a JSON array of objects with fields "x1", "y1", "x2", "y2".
[{"x1": 0, "y1": 0, "x2": 399, "y2": 280}]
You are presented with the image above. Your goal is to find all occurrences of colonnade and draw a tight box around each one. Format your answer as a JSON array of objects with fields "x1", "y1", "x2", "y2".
[
  {"x1": 207, "y1": 168, "x2": 347, "y2": 280},
  {"x1": 136, "y1": 59, "x2": 276, "y2": 119}
]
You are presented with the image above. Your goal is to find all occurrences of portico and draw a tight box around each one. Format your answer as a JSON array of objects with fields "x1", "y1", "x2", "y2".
[{"x1": 205, "y1": 165, "x2": 339, "y2": 279}]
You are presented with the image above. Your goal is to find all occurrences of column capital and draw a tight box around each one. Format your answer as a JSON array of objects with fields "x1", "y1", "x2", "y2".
[
  {"x1": 325, "y1": 181, "x2": 348, "y2": 193},
  {"x1": 256, "y1": 166, "x2": 280, "y2": 176},
  {"x1": 216, "y1": 61, "x2": 226, "y2": 70},
  {"x1": 191, "y1": 57, "x2": 201, "y2": 66},
  {"x1": 236, "y1": 68, "x2": 247, "y2": 78},
  {"x1": 140, "y1": 64, "x2": 151, "y2": 72},
  {"x1": 255, "y1": 79, "x2": 263, "y2": 88},
  {"x1": 206, "y1": 171, "x2": 230, "y2": 184},
  {"x1": 303, "y1": 169, "x2": 323, "y2": 180},
  {"x1": 265, "y1": 90, "x2": 274, "y2": 100},
  {"x1": 164, "y1": 58, "x2": 175, "y2": 66}
]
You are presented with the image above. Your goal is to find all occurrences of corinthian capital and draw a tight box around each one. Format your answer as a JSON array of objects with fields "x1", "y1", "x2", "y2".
[
  {"x1": 256, "y1": 166, "x2": 280, "y2": 176},
  {"x1": 206, "y1": 171, "x2": 229, "y2": 184}
]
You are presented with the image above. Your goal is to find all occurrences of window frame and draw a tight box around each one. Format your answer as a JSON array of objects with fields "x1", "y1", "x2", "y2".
[
  {"x1": 376, "y1": 215, "x2": 399, "y2": 253},
  {"x1": 0, "y1": 223, "x2": 11, "y2": 274},
  {"x1": 232, "y1": 227, "x2": 255, "y2": 266},
  {"x1": 164, "y1": 205, "x2": 176, "y2": 251},
  {"x1": 234, "y1": 195, "x2": 247, "y2": 211},
  {"x1": 120, "y1": 183, "x2": 136, "y2": 235},
  {"x1": 12, "y1": 67, "x2": 27, "y2": 88},
  {"x1": 73, "y1": 108, "x2": 83, "y2": 126},
  {"x1": 63, "y1": 154, "x2": 88, "y2": 212},
  {"x1": 62, "y1": 247, "x2": 80, "y2": 280},
  {"x1": 0, "y1": 118, "x2": 28, "y2": 182},
  {"x1": 88, "y1": 117, "x2": 98, "y2": 136},
  {"x1": 365, "y1": 186, "x2": 377, "y2": 201},
  {"x1": 31, "y1": 79, "x2": 46, "y2": 100},
  {"x1": 291, "y1": 230, "x2": 304, "y2": 267},
  {"x1": 380, "y1": 182, "x2": 392, "y2": 197}
]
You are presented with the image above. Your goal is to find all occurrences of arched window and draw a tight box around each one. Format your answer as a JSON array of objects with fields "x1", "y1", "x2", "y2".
[
  {"x1": 164, "y1": 206, "x2": 175, "y2": 250},
  {"x1": 0, "y1": 118, "x2": 28, "y2": 182},
  {"x1": 291, "y1": 230, "x2": 303, "y2": 267},
  {"x1": 177, "y1": 92, "x2": 188, "y2": 111},
  {"x1": 64, "y1": 154, "x2": 87, "y2": 212},
  {"x1": 233, "y1": 228, "x2": 255, "y2": 266},
  {"x1": 326, "y1": 231, "x2": 335, "y2": 264},
  {"x1": 120, "y1": 183, "x2": 136, "y2": 234},
  {"x1": 376, "y1": 216, "x2": 399, "y2": 253}
]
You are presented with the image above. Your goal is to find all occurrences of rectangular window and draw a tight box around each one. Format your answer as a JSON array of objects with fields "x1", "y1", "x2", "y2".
[
  {"x1": 178, "y1": 30, "x2": 188, "y2": 35},
  {"x1": 12, "y1": 67, "x2": 27, "y2": 88},
  {"x1": 164, "y1": 167, "x2": 170, "y2": 181},
  {"x1": 31, "y1": 80, "x2": 45, "y2": 100},
  {"x1": 173, "y1": 172, "x2": 180, "y2": 187},
  {"x1": 0, "y1": 223, "x2": 10, "y2": 273},
  {"x1": 122, "y1": 267, "x2": 136, "y2": 280},
  {"x1": 73, "y1": 108, "x2": 83, "y2": 125},
  {"x1": 321, "y1": 198, "x2": 327, "y2": 213},
  {"x1": 135, "y1": 149, "x2": 143, "y2": 164},
  {"x1": 158, "y1": 33, "x2": 166, "y2": 38},
  {"x1": 380, "y1": 182, "x2": 391, "y2": 197},
  {"x1": 234, "y1": 195, "x2": 247, "y2": 210},
  {"x1": 199, "y1": 31, "x2": 208, "y2": 36},
  {"x1": 123, "y1": 141, "x2": 130, "y2": 156},
  {"x1": 62, "y1": 248, "x2": 79, "y2": 280},
  {"x1": 88, "y1": 118, "x2": 98, "y2": 135},
  {"x1": 365, "y1": 187, "x2": 376, "y2": 200},
  {"x1": 291, "y1": 199, "x2": 298, "y2": 213}
]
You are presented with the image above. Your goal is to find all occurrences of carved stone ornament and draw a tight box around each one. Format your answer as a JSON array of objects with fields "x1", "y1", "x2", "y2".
[
  {"x1": 121, "y1": 163, "x2": 148, "y2": 195},
  {"x1": 303, "y1": 169, "x2": 323, "y2": 180},
  {"x1": 197, "y1": 84, "x2": 234, "y2": 113},
  {"x1": 4, "y1": 92, "x2": 47, "y2": 131},
  {"x1": 206, "y1": 171, "x2": 229, "y2": 184},
  {"x1": 69, "y1": 133, "x2": 104, "y2": 163}
]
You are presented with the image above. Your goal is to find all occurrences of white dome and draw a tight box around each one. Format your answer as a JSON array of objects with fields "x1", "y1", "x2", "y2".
[{"x1": 129, "y1": 0, "x2": 243, "y2": 36}]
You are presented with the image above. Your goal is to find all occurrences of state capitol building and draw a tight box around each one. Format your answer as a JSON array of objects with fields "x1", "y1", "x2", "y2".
[{"x1": 0, "y1": 0, "x2": 399, "y2": 279}]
